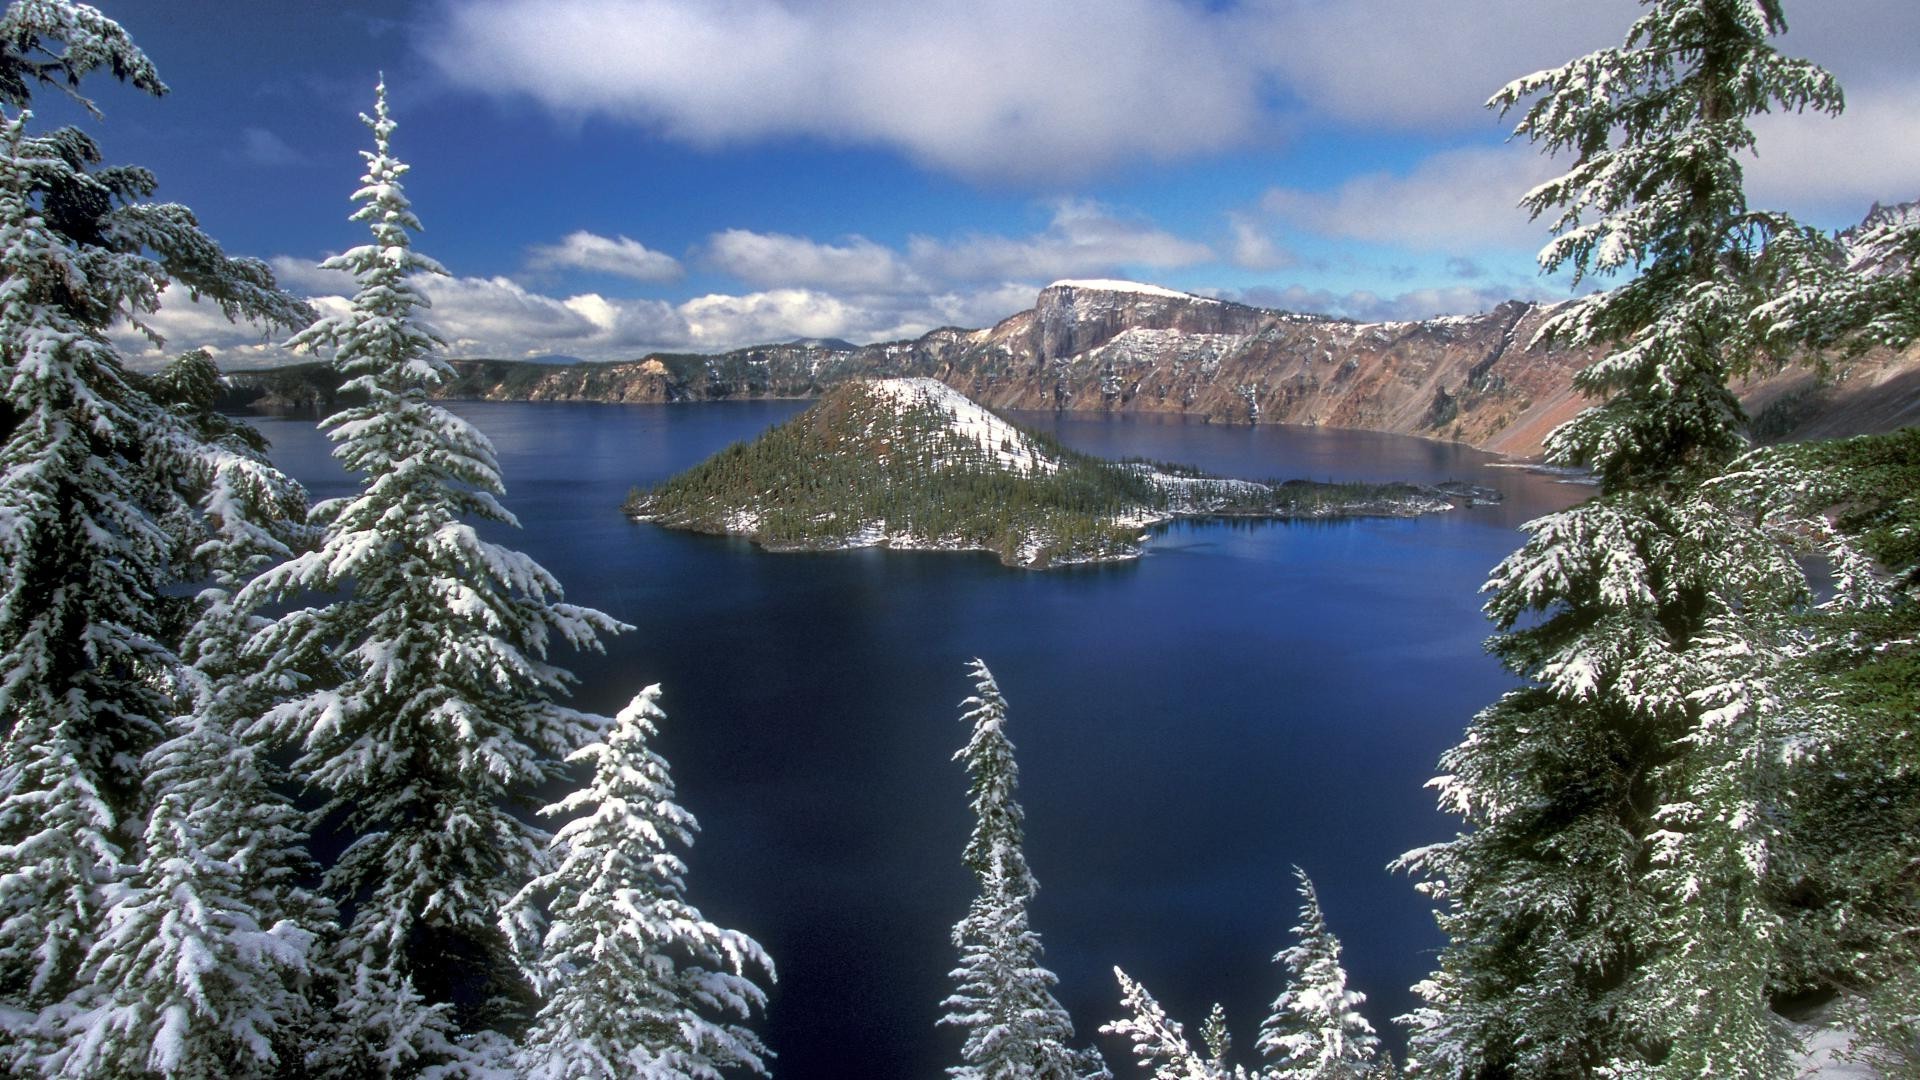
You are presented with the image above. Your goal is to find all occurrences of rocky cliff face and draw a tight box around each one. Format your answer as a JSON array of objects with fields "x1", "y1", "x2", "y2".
[{"x1": 225, "y1": 274, "x2": 1920, "y2": 459}]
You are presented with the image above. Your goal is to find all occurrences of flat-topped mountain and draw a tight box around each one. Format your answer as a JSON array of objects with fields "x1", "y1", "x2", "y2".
[{"x1": 624, "y1": 378, "x2": 1496, "y2": 568}]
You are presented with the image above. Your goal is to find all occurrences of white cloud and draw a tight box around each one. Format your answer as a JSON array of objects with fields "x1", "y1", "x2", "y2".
[
  {"x1": 907, "y1": 200, "x2": 1214, "y2": 282},
  {"x1": 526, "y1": 230, "x2": 684, "y2": 283},
  {"x1": 700, "y1": 201, "x2": 1210, "y2": 295},
  {"x1": 119, "y1": 255, "x2": 1060, "y2": 369},
  {"x1": 424, "y1": 0, "x2": 1264, "y2": 181},
  {"x1": 237, "y1": 128, "x2": 303, "y2": 167},
  {"x1": 1256, "y1": 144, "x2": 1558, "y2": 254},
  {"x1": 1235, "y1": 0, "x2": 1637, "y2": 131},
  {"x1": 705, "y1": 229, "x2": 917, "y2": 292},
  {"x1": 1748, "y1": 80, "x2": 1920, "y2": 216},
  {"x1": 1228, "y1": 212, "x2": 1296, "y2": 271},
  {"x1": 111, "y1": 284, "x2": 305, "y2": 369},
  {"x1": 424, "y1": 0, "x2": 1920, "y2": 196},
  {"x1": 267, "y1": 258, "x2": 356, "y2": 296}
]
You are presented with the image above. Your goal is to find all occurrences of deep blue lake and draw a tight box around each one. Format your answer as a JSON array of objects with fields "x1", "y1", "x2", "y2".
[{"x1": 251, "y1": 400, "x2": 1587, "y2": 1077}]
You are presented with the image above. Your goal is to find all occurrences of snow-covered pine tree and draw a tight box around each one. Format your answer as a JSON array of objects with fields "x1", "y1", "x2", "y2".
[
  {"x1": 941, "y1": 659, "x2": 1107, "y2": 1080},
  {"x1": 1256, "y1": 869, "x2": 1378, "y2": 1079},
  {"x1": 241, "y1": 81, "x2": 625, "y2": 1073},
  {"x1": 0, "y1": 1, "x2": 311, "y2": 1057},
  {"x1": 1102, "y1": 967, "x2": 1240, "y2": 1080},
  {"x1": 1104, "y1": 872, "x2": 1390, "y2": 1080},
  {"x1": 41, "y1": 346, "x2": 332, "y2": 1079},
  {"x1": 504, "y1": 685, "x2": 772, "y2": 1080},
  {"x1": 1396, "y1": 2, "x2": 1848, "y2": 1075}
]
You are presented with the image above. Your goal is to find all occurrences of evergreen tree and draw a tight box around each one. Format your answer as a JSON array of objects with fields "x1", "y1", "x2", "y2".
[
  {"x1": 1103, "y1": 874, "x2": 1391, "y2": 1080},
  {"x1": 1700, "y1": 428, "x2": 1920, "y2": 1076},
  {"x1": 941, "y1": 659, "x2": 1107, "y2": 1080},
  {"x1": 1103, "y1": 967, "x2": 1237, "y2": 1080},
  {"x1": 1396, "y1": 2, "x2": 1849, "y2": 1074},
  {"x1": 0, "y1": 0, "x2": 309, "y2": 1058},
  {"x1": 43, "y1": 346, "x2": 331, "y2": 1079},
  {"x1": 505, "y1": 685, "x2": 772, "y2": 1080},
  {"x1": 241, "y1": 81, "x2": 625, "y2": 1073},
  {"x1": 1257, "y1": 869, "x2": 1379, "y2": 1079}
]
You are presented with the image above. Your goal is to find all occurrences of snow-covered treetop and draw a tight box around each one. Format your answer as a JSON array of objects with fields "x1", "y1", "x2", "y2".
[
  {"x1": 1488, "y1": 0, "x2": 1844, "y2": 485},
  {"x1": 1047, "y1": 279, "x2": 1218, "y2": 304},
  {"x1": 1493, "y1": 0, "x2": 1841, "y2": 284},
  {"x1": 1257, "y1": 867, "x2": 1379, "y2": 1076},
  {"x1": 288, "y1": 77, "x2": 450, "y2": 393},
  {"x1": 954, "y1": 658, "x2": 1036, "y2": 898}
]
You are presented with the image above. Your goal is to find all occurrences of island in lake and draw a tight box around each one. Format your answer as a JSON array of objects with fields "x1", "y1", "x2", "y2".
[{"x1": 624, "y1": 378, "x2": 1500, "y2": 567}]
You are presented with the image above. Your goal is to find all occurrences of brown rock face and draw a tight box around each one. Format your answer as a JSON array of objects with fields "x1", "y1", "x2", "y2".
[{"x1": 224, "y1": 281, "x2": 1920, "y2": 458}]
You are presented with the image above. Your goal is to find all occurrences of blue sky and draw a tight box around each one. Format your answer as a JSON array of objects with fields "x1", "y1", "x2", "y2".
[{"x1": 70, "y1": 0, "x2": 1920, "y2": 366}]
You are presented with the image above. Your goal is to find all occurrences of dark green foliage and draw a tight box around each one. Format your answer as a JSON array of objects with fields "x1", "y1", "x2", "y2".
[{"x1": 1713, "y1": 428, "x2": 1920, "y2": 1070}]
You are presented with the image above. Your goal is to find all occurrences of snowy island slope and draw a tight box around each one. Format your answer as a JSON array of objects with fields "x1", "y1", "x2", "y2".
[{"x1": 624, "y1": 378, "x2": 1497, "y2": 567}]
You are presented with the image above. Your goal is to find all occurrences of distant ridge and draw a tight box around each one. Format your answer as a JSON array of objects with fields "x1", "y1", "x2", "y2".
[{"x1": 222, "y1": 202, "x2": 1920, "y2": 457}]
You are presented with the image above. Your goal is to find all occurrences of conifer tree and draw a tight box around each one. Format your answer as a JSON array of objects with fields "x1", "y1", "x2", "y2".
[
  {"x1": 0, "y1": 1, "x2": 310, "y2": 1057},
  {"x1": 1257, "y1": 869, "x2": 1379, "y2": 1079},
  {"x1": 505, "y1": 685, "x2": 772, "y2": 1080},
  {"x1": 242, "y1": 81, "x2": 624, "y2": 1073},
  {"x1": 942, "y1": 659, "x2": 1107, "y2": 1080},
  {"x1": 1396, "y1": 2, "x2": 1848, "y2": 1074},
  {"x1": 1103, "y1": 968, "x2": 1237, "y2": 1080},
  {"x1": 1103, "y1": 873, "x2": 1388, "y2": 1080},
  {"x1": 43, "y1": 346, "x2": 330, "y2": 1079},
  {"x1": 1699, "y1": 428, "x2": 1920, "y2": 1074}
]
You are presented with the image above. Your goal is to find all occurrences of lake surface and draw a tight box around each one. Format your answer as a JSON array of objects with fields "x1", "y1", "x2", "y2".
[{"x1": 251, "y1": 400, "x2": 1587, "y2": 1077}]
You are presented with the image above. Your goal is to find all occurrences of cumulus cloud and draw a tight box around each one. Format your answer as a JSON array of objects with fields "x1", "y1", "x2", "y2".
[
  {"x1": 1255, "y1": 144, "x2": 1559, "y2": 254},
  {"x1": 907, "y1": 200, "x2": 1213, "y2": 282},
  {"x1": 237, "y1": 128, "x2": 304, "y2": 167},
  {"x1": 111, "y1": 284, "x2": 306, "y2": 370},
  {"x1": 267, "y1": 258, "x2": 356, "y2": 296},
  {"x1": 701, "y1": 201, "x2": 1210, "y2": 295},
  {"x1": 526, "y1": 230, "x2": 684, "y2": 282},
  {"x1": 1228, "y1": 212, "x2": 1296, "y2": 271},
  {"x1": 1236, "y1": 0, "x2": 1636, "y2": 131},
  {"x1": 117, "y1": 257, "x2": 1061, "y2": 370},
  {"x1": 705, "y1": 230, "x2": 918, "y2": 292},
  {"x1": 423, "y1": 0, "x2": 1917, "y2": 203},
  {"x1": 424, "y1": 0, "x2": 1261, "y2": 182},
  {"x1": 1748, "y1": 80, "x2": 1920, "y2": 215}
]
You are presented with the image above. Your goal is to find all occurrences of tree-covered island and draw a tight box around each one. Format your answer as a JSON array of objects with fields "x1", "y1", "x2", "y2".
[{"x1": 625, "y1": 378, "x2": 1499, "y2": 567}]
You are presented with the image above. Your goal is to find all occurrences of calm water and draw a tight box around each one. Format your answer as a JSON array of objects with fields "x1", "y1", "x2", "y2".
[{"x1": 251, "y1": 401, "x2": 1586, "y2": 1077}]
